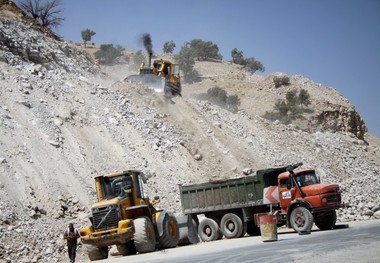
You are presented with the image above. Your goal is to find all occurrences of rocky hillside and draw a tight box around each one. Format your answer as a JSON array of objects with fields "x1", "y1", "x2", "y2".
[{"x1": 0, "y1": 5, "x2": 380, "y2": 263}]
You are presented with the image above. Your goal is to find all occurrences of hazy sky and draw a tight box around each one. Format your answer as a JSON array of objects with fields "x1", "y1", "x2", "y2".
[{"x1": 54, "y1": 0, "x2": 380, "y2": 137}]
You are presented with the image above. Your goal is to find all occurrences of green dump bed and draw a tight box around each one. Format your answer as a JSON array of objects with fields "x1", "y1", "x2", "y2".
[
  {"x1": 179, "y1": 166, "x2": 291, "y2": 215},
  {"x1": 179, "y1": 175, "x2": 265, "y2": 215}
]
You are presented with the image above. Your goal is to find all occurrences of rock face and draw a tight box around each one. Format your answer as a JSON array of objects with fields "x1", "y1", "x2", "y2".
[
  {"x1": 311, "y1": 103, "x2": 367, "y2": 140},
  {"x1": 0, "y1": 6, "x2": 380, "y2": 263}
]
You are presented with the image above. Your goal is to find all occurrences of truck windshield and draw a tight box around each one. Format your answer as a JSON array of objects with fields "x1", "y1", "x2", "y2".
[{"x1": 295, "y1": 172, "x2": 318, "y2": 187}]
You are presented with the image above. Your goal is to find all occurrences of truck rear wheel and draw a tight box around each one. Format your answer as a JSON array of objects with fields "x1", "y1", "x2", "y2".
[
  {"x1": 220, "y1": 213, "x2": 243, "y2": 238},
  {"x1": 134, "y1": 217, "x2": 156, "y2": 253},
  {"x1": 198, "y1": 218, "x2": 220, "y2": 242},
  {"x1": 158, "y1": 214, "x2": 179, "y2": 249},
  {"x1": 85, "y1": 245, "x2": 108, "y2": 261},
  {"x1": 290, "y1": 206, "x2": 313, "y2": 233},
  {"x1": 315, "y1": 211, "x2": 337, "y2": 230}
]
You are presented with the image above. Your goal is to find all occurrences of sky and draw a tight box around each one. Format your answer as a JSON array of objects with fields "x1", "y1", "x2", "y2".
[{"x1": 53, "y1": 0, "x2": 380, "y2": 137}]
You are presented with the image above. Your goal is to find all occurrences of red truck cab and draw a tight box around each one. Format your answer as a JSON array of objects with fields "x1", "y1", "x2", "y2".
[{"x1": 278, "y1": 168, "x2": 341, "y2": 232}]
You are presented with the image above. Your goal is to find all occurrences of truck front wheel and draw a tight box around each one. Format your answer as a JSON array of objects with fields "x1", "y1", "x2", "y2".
[
  {"x1": 198, "y1": 218, "x2": 220, "y2": 242},
  {"x1": 85, "y1": 245, "x2": 108, "y2": 261},
  {"x1": 290, "y1": 206, "x2": 313, "y2": 233},
  {"x1": 315, "y1": 211, "x2": 337, "y2": 230}
]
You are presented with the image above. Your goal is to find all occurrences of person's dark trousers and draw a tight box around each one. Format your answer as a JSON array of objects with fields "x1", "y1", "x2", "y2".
[{"x1": 68, "y1": 244, "x2": 77, "y2": 263}]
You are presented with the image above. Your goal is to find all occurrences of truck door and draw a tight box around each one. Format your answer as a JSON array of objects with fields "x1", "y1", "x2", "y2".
[{"x1": 278, "y1": 178, "x2": 295, "y2": 213}]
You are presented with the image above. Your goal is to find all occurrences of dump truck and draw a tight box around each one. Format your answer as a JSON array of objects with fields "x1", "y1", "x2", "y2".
[
  {"x1": 127, "y1": 52, "x2": 181, "y2": 98},
  {"x1": 80, "y1": 170, "x2": 184, "y2": 261},
  {"x1": 179, "y1": 163, "x2": 341, "y2": 242}
]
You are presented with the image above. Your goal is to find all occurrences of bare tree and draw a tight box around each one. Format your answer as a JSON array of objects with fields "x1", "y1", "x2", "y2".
[
  {"x1": 17, "y1": 0, "x2": 42, "y2": 19},
  {"x1": 17, "y1": 0, "x2": 64, "y2": 28}
]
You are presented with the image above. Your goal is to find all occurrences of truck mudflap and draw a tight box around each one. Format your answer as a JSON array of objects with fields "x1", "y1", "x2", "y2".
[{"x1": 176, "y1": 215, "x2": 199, "y2": 246}]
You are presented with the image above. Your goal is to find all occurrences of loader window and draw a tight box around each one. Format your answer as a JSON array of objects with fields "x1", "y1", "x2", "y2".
[{"x1": 110, "y1": 176, "x2": 133, "y2": 197}]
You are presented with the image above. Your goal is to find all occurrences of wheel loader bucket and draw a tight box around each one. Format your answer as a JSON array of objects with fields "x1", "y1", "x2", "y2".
[
  {"x1": 176, "y1": 215, "x2": 199, "y2": 246},
  {"x1": 127, "y1": 74, "x2": 166, "y2": 93}
]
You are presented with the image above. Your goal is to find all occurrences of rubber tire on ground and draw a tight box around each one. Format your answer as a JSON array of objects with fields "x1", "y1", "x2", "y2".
[
  {"x1": 198, "y1": 218, "x2": 220, "y2": 242},
  {"x1": 220, "y1": 213, "x2": 244, "y2": 239},
  {"x1": 290, "y1": 206, "x2": 314, "y2": 233},
  {"x1": 116, "y1": 241, "x2": 136, "y2": 256},
  {"x1": 246, "y1": 221, "x2": 261, "y2": 236},
  {"x1": 315, "y1": 210, "x2": 337, "y2": 230},
  {"x1": 134, "y1": 217, "x2": 156, "y2": 253},
  {"x1": 240, "y1": 221, "x2": 247, "y2": 237},
  {"x1": 209, "y1": 218, "x2": 223, "y2": 240},
  {"x1": 85, "y1": 245, "x2": 108, "y2": 261},
  {"x1": 158, "y1": 214, "x2": 180, "y2": 249}
]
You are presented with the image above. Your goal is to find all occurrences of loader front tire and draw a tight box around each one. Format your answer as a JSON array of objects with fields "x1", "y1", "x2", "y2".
[
  {"x1": 116, "y1": 241, "x2": 136, "y2": 256},
  {"x1": 85, "y1": 245, "x2": 108, "y2": 261},
  {"x1": 134, "y1": 217, "x2": 156, "y2": 253}
]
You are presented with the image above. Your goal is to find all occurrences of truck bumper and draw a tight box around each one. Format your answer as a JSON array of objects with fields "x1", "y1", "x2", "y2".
[{"x1": 312, "y1": 205, "x2": 339, "y2": 214}]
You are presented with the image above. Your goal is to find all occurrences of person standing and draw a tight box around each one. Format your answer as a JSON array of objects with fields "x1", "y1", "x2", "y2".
[{"x1": 64, "y1": 223, "x2": 80, "y2": 263}]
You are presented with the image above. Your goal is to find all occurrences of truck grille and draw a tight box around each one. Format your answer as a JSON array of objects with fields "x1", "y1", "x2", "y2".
[
  {"x1": 326, "y1": 191, "x2": 341, "y2": 205},
  {"x1": 92, "y1": 205, "x2": 119, "y2": 231}
]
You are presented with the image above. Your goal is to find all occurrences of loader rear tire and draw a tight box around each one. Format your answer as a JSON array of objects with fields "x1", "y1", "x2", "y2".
[
  {"x1": 85, "y1": 245, "x2": 108, "y2": 261},
  {"x1": 198, "y1": 218, "x2": 220, "y2": 242},
  {"x1": 220, "y1": 213, "x2": 243, "y2": 239},
  {"x1": 134, "y1": 217, "x2": 156, "y2": 253},
  {"x1": 158, "y1": 214, "x2": 179, "y2": 249}
]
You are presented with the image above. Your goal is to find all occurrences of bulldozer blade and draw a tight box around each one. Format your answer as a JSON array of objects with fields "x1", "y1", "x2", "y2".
[
  {"x1": 127, "y1": 74, "x2": 166, "y2": 93},
  {"x1": 176, "y1": 215, "x2": 199, "y2": 246}
]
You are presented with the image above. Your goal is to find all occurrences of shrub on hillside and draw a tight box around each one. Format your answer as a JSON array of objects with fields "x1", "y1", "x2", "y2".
[
  {"x1": 263, "y1": 88, "x2": 312, "y2": 124},
  {"x1": 273, "y1": 75, "x2": 290, "y2": 88},
  {"x1": 197, "y1": 87, "x2": 241, "y2": 113},
  {"x1": 94, "y1": 44, "x2": 123, "y2": 65}
]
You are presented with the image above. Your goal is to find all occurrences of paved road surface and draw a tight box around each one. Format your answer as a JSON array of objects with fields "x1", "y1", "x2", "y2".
[{"x1": 97, "y1": 220, "x2": 380, "y2": 263}]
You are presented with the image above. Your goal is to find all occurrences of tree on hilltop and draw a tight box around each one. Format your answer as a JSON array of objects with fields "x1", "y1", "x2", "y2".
[
  {"x1": 81, "y1": 28, "x2": 96, "y2": 48},
  {"x1": 230, "y1": 48, "x2": 265, "y2": 74},
  {"x1": 188, "y1": 39, "x2": 222, "y2": 61},
  {"x1": 163, "y1": 40, "x2": 176, "y2": 54}
]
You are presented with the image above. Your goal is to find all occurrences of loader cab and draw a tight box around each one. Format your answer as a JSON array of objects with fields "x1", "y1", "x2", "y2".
[{"x1": 95, "y1": 170, "x2": 147, "y2": 202}]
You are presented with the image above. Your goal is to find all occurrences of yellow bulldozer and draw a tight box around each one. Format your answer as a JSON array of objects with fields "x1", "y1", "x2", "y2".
[
  {"x1": 127, "y1": 52, "x2": 182, "y2": 98},
  {"x1": 80, "y1": 170, "x2": 198, "y2": 261}
]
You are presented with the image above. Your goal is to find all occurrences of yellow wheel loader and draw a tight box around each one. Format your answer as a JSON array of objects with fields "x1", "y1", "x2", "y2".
[
  {"x1": 80, "y1": 170, "x2": 197, "y2": 261},
  {"x1": 127, "y1": 52, "x2": 182, "y2": 98}
]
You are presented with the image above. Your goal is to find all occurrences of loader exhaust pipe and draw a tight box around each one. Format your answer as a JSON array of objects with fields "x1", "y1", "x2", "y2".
[{"x1": 148, "y1": 52, "x2": 152, "y2": 68}]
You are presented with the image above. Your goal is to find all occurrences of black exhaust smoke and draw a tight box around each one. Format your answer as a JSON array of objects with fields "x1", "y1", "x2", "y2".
[{"x1": 142, "y1": 33, "x2": 153, "y2": 54}]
